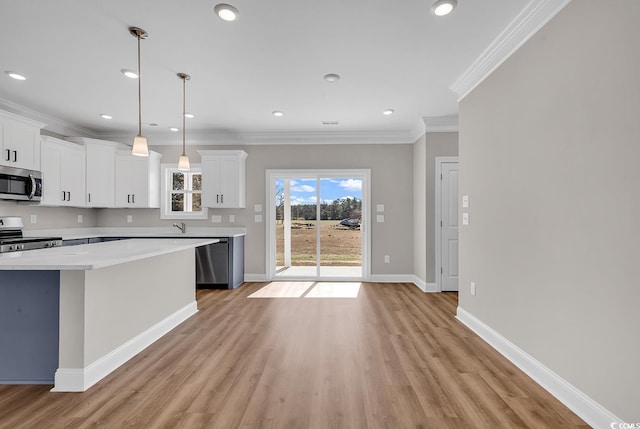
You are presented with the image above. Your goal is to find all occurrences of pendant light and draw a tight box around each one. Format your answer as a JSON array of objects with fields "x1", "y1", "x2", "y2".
[
  {"x1": 177, "y1": 73, "x2": 191, "y2": 171},
  {"x1": 129, "y1": 27, "x2": 149, "y2": 157}
]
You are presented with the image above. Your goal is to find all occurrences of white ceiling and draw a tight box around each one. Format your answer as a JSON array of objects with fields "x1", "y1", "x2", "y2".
[{"x1": 0, "y1": 0, "x2": 532, "y2": 144}]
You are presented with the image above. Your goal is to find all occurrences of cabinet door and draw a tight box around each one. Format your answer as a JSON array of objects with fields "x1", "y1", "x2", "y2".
[
  {"x1": 86, "y1": 144, "x2": 116, "y2": 207},
  {"x1": 3, "y1": 121, "x2": 40, "y2": 170},
  {"x1": 63, "y1": 144, "x2": 86, "y2": 207},
  {"x1": 115, "y1": 155, "x2": 134, "y2": 207},
  {"x1": 219, "y1": 156, "x2": 239, "y2": 208},
  {"x1": 41, "y1": 141, "x2": 64, "y2": 205},
  {"x1": 201, "y1": 156, "x2": 221, "y2": 207},
  {"x1": 129, "y1": 157, "x2": 149, "y2": 207}
]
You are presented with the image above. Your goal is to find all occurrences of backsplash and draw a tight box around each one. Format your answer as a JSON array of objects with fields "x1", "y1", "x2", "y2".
[{"x1": 0, "y1": 200, "x2": 98, "y2": 230}]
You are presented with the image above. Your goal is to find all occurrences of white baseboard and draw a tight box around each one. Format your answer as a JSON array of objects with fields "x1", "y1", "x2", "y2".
[
  {"x1": 52, "y1": 301, "x2": 198, "y2": 392},
  {"x1": 456, "y1": 307, "x2": 622, "y2": 429},
  {"x1": 244, "y1": 273, "x2": 269, "y2": 282}
]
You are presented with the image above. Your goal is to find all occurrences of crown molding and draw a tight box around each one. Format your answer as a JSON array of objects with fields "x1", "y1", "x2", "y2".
[
  {"x1": 423, "y1": 115, "x2": 459, "y2": 132},
  {"x1": 0, "y1": 97, "x2": 99, "y2": 137},
  {"x1": 450, "y1": 0, "x2": 572, "y2": 101}
]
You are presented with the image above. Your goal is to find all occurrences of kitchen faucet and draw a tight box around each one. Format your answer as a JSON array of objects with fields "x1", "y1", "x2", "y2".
[{"x1": 173, "y1": 222, "x2": 186, "y2": 234}]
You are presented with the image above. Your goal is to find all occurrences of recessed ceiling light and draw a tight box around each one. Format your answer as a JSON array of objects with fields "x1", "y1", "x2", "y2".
[
  {"x1": 149, "y1": 123, "x2": 159, "y2": 127},
  {"x1": 169, "y1": 127, "x2": 179, "y2": 132},
  {"x1": 99, "y1": 114, "x2": 113, "y2": 119},
  {"x1": 5, "y1": 71, "x2": 27, "y2": 80},
  {"x1": 184, "y1": 113, "x2": 195, "y2": 119},
  {"x1": 121, "y1": 69, "x2": 138, "y2": 79},
  {"x1": 323, "y1": 73, "x2": 341, "y2": 83},
  {"x1": 431, "y1": 0, "x2": 457, "y2": 16},
  {"x1": 214, "y1": 4, "x2": 239, "y2": 21},
  {"x1": 322, "y1": 121, "x2": 340, "y2": 125},
  {"x1": 383, "y1": 109, "x2": 395, "y2": 116},
  {"x1": 272, "y1": 111, "x2": 284, "y2": 117}
]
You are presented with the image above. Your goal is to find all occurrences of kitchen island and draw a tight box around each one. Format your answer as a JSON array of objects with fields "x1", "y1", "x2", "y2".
[{"x1": 0, "y1": 238, "x2": 217, "y2": 392}]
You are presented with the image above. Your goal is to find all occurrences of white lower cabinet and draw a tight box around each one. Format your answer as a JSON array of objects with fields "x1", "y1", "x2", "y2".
[
  {"x1": 198, "y1": 150, "x2": 247, "y2": 208},
  {"x1": 41, "y1": 137, "x2": 86, "y2": 207},
  {"x1": 115, "y1": 150, "x2": 162, "y2": 208}
]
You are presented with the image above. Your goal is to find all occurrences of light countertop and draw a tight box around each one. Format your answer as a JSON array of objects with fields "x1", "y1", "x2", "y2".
[
  {"x1": 22, "y1": 227, "x2": 246, "y2": 240},
  {"x1": 0, "y1": 238, "x2": 218, "y2": 271}
]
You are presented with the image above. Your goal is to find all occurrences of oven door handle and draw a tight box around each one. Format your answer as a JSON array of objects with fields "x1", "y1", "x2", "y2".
[{"x1": 28, "y1": 174, "x2": 37, "y2": 200}]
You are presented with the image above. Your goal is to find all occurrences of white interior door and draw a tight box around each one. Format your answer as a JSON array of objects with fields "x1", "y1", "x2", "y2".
[{"x1": 440, "y1": 162, "x2": 459, "y2": 292}]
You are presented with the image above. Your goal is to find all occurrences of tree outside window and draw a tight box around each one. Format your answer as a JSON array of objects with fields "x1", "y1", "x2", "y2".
[{"x1": 160, "y1": 164, "x2": 208, "y2": 220}]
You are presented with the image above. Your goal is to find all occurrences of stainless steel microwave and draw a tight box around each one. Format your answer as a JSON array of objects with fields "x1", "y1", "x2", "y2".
[{"x1": 0, "y1": 165, "x2": 43, "y2": 201}]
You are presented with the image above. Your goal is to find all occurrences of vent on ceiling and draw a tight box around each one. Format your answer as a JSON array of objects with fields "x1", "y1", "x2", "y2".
[{"x1": 321, "y1": 121, "x2": 340, "y2": 125}]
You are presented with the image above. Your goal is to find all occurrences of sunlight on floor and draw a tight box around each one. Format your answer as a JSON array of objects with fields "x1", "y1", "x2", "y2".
[
  {"x1": 304, "y1": 282, "x2": 361, "y2": 298},
  {"x1": 248, "y1": 282, "x2": 361, "y2": 299},
  {"x1": 247, "y1": 282, "x2": 315, "y2": 298}
]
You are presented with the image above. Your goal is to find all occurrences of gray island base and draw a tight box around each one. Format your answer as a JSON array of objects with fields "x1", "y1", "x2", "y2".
[{"x1": 0, "y1": 238, "x2": 217, "y2": 391}]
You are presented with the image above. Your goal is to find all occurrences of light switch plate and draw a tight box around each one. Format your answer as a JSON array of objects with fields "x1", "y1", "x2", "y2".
[
  {"x1": 470, "y1": 282, "x2": 476, "y2": 296},
  {"x1": 127, "y1": 215, "x2": 133, "y2": 223},
  {"x1": 30, "y1": 214, "x2": 37, "y2": 224},
  {"x1": 462, "y1": 212, "x2": 469, "y2": 225},
  {"x1": 376, "y1": 204, "x2": 385, "y2": 213},
  {"x1": 211, "y1": 215, "x2": 222, "y2": 223},
  {"x1": 255, "y1": 214, "x2": 263, "y2": 223},
  {"x1": 376, "y1": 214, "x2": 385, "y2": 223},
  {"x1": 254, "y1": 204, "x2": 262, "y2": 213},
  {"x1": 462, "y1": 195, "x2": 469, "y2": 208},
  {"x1": 77, "y1": 214, "x2": 83, "y2": 223},
  {"x1": 229, "y1": 215, "x2": 235, "y2": 223}
]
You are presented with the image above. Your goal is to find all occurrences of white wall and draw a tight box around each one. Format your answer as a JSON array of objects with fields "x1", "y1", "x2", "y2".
[
  {"x1": 0, "y1": 200, "x2": 98, "y2": 229},
  {"x1": 458, "y1": 0, "x2": 639, "y2": 421},
  {"x1": 97, "y1": 143, "x2": 415, "y2": 277}
]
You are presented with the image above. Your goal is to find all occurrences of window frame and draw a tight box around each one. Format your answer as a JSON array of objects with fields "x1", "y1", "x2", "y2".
[{"x1": 160, "y1": 163, "x2": 208, "y2": 220}]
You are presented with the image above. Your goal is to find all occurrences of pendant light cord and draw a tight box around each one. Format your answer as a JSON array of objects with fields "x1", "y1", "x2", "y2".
[
  {"x1": 137, "y1": 34, "x2": 142, "y2": 136},
  {"x1": 182, "y1": 77, "x2": 186, "y2": 156}
]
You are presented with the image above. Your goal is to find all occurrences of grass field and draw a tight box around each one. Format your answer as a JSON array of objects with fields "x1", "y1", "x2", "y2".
[{"x1": 275, "y1": 220, "x2": 362, "y2": 266}]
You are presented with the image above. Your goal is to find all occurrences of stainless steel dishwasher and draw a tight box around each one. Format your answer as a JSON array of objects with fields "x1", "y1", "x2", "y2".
[{"x1": 196, "y1": 239, "x2": 228, "y2": 286}]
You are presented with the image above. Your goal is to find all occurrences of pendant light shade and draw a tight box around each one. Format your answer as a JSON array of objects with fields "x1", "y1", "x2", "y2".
[
  {"x1": 129, "y1": 27, "x2": 149, "y2": 157},
  {"x1": 177, "y1": 73, "x2": 191, "y2": 171}
]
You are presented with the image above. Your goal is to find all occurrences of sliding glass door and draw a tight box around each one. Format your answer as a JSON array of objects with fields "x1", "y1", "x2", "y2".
[{"x1": 268, "y1": 170, "x2": 370, "y2": 281}]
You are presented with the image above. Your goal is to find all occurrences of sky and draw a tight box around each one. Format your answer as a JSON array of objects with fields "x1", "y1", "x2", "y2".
[{"x1": 276, "y1": 178, "x2": 362, "y2": 206}]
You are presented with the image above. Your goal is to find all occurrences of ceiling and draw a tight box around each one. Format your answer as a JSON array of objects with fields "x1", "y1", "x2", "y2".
[{"x1": 0, "y1": 0, "x2": 532, "y2": 145}]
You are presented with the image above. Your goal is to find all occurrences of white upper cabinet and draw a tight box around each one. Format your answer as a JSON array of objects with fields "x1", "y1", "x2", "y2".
[
  {"x1": 67, "y1": 137, "x2": 125, "y2": 208},
  {"x1": 0, "y1": 110, "x2": 46, "y2": 170},
  {"x1": 198, "y1": 150, "x2": 247, "y2": 208},
  {"x1": 115, "y1": 150, "x2": 162, "y2": 208},
  {"x1": 41, "y1": 136, "x2": 86, "y2": 207}
]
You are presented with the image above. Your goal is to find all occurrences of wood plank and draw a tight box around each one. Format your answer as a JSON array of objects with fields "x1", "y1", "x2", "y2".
[{"x1": 0, "y1": 283, "x2": 588, "y2": 428}]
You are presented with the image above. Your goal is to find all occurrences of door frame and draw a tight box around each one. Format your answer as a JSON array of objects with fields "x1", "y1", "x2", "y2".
[
  {"x1": 435, "y1": 157, "x2": 459, "y2": 292},
  {"x1": 265, "y1": 169, "x2": 371, "y2": 281}
]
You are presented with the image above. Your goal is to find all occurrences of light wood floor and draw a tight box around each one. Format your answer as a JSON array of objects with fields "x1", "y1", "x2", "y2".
[{"x1": 0, "y1": 282, "x2": 588, "y2": 428}]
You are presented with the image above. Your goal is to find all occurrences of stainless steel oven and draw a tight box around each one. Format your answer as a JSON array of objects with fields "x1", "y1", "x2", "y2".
[{"x1": 0, "y1": 165, "x2": 43, "y2": 201}]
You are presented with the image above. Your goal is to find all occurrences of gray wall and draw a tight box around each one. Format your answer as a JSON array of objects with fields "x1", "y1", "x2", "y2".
[
  {"x1": 413, "y1": 134, "x2": 427, "y2": 282},
  {"x1": 0, "y1": 200, "x2": 98, "y2": 230},
  {"x1": 97, "y1": 143, "x2": 415, "y2": 277},
  {"x1": 425, "y1": 132, "x2": 458, "y2": 283},
  {"x1": 458, "y1": 0, "x2": 639, "y2": 421}
]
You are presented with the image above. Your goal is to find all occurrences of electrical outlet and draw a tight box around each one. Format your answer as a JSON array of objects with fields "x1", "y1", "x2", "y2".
[
  {"x1": 462, "y1": 212, "x2": 469, "y2": 225},
  {"x1": 254, "y1": 214, "x2": 263, "y2": 223},
  {"x1": 470, "y1": 282, "x2": 476, "y2": 296},
  {"x1": 127, "y1": 215, "x2": 133, "y2": 223},
  {"x1": 211, "y1": 215, "x2": 222, "y2": 223},
  {"x1": 77, "y1": 214, "x2": 83, "y2": 223},
  {"x1": 384, "y1": 255, "x2": 390, "y2": 263},
  {"x1": 377, "y1": 215, "x2": 385, "y2": 223},
  {"x1": 30, "y1": 214, "x2": 37, "y2": 224},
  {"x1": 229, "y1": 215, "x2": 235, "y2": 223}
]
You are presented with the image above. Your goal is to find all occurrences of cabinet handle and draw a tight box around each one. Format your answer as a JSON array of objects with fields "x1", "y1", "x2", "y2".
[
  {"x1": 62, "y1": 191, "x2": 66, "y2": 201},
  {"x1": 88, "y1": 193, "x2": 91, "y2": 203},
  {"x1": 127, "y1": 194, "x2": 130, "y2": 203},
  {"x1": 5, "y1": 149, "x2": 10, "y2": 161},
  {"x1": 68, "y1": 191, "x2": 71, "y2": 201},
  {"x1": 221, "y1": 194, "x2": 224, "y2": 203},
  {"x1": 132, "y1": 194, "x2": 135, "y2": 204},
  {"x1": 217, "y1": 194, "x2": 219, "y2": 203},
  {"x1": 12, "y1": 151, "x2": 17, "y2": 162}
]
